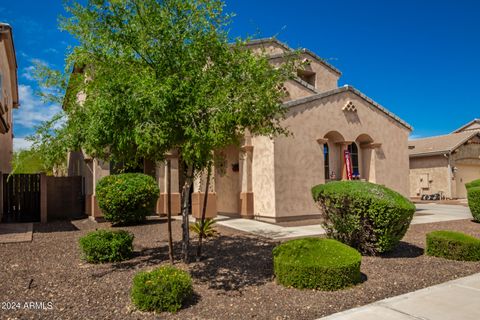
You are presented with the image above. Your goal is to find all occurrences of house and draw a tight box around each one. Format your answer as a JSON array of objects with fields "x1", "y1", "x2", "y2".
[
  {"x1": 0, "y1": 23, "x2": 19, "y2": 174},
  {"x1": 0, "y1": 23, "x2": 19, "y2": 222},
  {"x1": 68, "y1": 38, "x2": 412, "y2": 222},
  {"x1": 409, "y1": 119, "x2": 480, "y2": 199}
]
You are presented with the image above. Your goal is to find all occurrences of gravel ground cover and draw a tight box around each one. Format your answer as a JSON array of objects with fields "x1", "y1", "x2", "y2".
[{"x1": 1, "y1": 217, "x2": 480, "y2": 320}]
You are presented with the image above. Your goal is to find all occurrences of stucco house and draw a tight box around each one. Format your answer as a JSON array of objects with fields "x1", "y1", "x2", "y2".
[
  {"x1": 0, "y1": 23, "x2": 19, "y2": 174},
  {"x1": 409, "y1": 119, "x2": 480, "y2": 199},
  {"x1": 0, "y1": 23, "x2": 19, "y2": 222},
  {"x1": 68, "y1": 38, "x2": 412, "y2": 222}
]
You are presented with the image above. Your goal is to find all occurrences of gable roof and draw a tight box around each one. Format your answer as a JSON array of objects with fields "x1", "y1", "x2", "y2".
[
  {"x1": 452, "y1": 119, "x2": 480, "y2": 133},
  {"x1": 246, "y1": 37, "x2": 342, "y2": 76},
  {"x1": 283, "y1": 85, "x2": 412, "y2": 131},
  {"x1": 408, "y1": 130, "x2": 480, "y2": 157}
]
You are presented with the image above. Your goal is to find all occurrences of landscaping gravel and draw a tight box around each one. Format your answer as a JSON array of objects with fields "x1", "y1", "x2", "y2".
[{"x1": 1, "y1": 217, "x2": 480, "y2": 319}]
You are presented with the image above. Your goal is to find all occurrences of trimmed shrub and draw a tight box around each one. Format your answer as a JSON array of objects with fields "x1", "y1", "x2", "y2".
[
  {"x1": 426, "y1": 230, "x2": 480, "y2": 261},
  {"x1": 131, "y1": 266, "x2": 193, "y2": 313},
  {"x1": 467, "y1": 187, "x2": 480, "y2": 222},
  {"x1": 96, "y1": 173, "x2": 159, "y2": 225},
  {"x1": 312, "y1": 181, "x2": 416, "y2": 255},
  {"x1": 272, "y1": 238, "x2": 361, "y2": 290},
  {"x1": 79, "y1": 229, "x2": 134, "y2": 263},
  {"x1": 466, "y1": 179, "x2": 480, "y2": 190}
]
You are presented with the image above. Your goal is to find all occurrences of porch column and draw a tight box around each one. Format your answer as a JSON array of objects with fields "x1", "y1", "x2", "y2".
[
  {"x1": 360, "y1": 142, "x2": 382, "y2": 183},
  {"x1": 192, "y1": 165, "x2": 217, "y2": 219},
  {"x1": 239, "y1": 144, "x2": 254, "y2": 218},
  {"x1": 90, "y1": 158, "x2": 110, "y2": 220},
  {"x1": 156, "y1": 151, "x2": 181, "y2": 216}
]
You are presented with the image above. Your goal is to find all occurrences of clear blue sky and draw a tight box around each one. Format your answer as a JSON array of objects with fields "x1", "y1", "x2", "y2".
[{"x1": 1, "y1": 0, "x2": 479, "y2": 149}]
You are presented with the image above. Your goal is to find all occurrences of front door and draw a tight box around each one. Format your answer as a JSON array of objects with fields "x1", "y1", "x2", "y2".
[{"x1": 456, "y1": 165, "x2": 480, "y2": 198}]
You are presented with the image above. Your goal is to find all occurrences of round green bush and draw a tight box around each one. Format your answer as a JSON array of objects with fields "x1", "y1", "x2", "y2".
[
  {"x1": 131, "y1": 266, "x2": 193, "y2": 313},
  {"x1": 96, "y1": 173, "x2": 159, "y2": 225},
  {"x1": 79, "y1": 229, "x2": 134, "y2": 263},
  {"x1": 466, "y1": 179, "x2": 480, "y2": 190},
  {"x1": 272, "y1": 238, "x2": 361, "y2": 290},
  {"x1": 311, "y1": 181, "x2": 416, "y2": 255},
  {"x1": 426, "y1": 230, "x2": 480, "y2": 261},
  {"x1": 467, "y1": 187, "x2": 480, "y2": 222}
]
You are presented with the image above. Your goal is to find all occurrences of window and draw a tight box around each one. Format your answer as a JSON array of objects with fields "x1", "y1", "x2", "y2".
[
  {"x1": 324, "y1": 143, "x2": 330, "y2": 180},
  {"x1": 348, "y1": 143, "x2": 360, "y2": 179},
  {"x1": 297, "y1": 70, "x2": 316, "y2": 87}
]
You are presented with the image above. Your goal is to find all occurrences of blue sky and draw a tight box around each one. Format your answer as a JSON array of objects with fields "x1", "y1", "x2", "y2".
[{"x1": 1, "y1": 0, "x2": 479, "y2": 150}]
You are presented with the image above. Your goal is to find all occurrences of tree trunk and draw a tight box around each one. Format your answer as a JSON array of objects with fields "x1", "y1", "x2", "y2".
[
  {"x1": 166, "y1": 159, "x2": 174, "y2": 264},
  {"x1": 196, "y1": 165, "x2": 211, "y2": 260},
  {"x1": 181, "y1": 165, "x2": 193, "y2": 263}
]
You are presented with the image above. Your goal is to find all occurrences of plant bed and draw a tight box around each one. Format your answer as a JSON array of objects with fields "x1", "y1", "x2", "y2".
[
  {"x1": 79, "y1": 229, "x2": 134, "y2": 263},
  {"x1": 426, "y1": 230, "x2": 480, "y2": 261},
  {"x1": 273, "y1": 238, "x2": 361, "y2": 290},
  {"x1": 131, "y1": 266, "x2": 193, "y2": 313}
]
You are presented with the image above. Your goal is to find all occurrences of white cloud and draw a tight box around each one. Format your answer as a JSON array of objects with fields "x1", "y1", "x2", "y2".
[
  {"x1": 21, "y1": 66, "x2": 36, "y2": 81},
  {"x1": 13, "y1": 84, "x2": 62, "y2": 128},
  {"x1": 13, "y1": 137, "x2": 33, "y2": 151}
]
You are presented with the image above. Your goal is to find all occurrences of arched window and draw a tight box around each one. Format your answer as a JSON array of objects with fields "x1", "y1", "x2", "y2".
[
  {"x1": 348, "y1": 143, "x2": 360, "y2": 179},
  {"x1": 324, "y1": 143, "x2": 330, "y2": 180}
]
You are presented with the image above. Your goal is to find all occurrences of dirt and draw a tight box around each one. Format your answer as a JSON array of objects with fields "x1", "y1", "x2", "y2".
[{"x1": 1, "y1": 217, "x2": 480, "y2": 320}]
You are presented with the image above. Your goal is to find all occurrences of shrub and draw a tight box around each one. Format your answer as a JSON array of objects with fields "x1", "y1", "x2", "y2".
[
  {"x1": 311, "y1": 181, "x2": 416, "y2": 255},
  {"x1": 426, "y1": 230, "x2": 480, "y2": 261},
  {"x1": 79, "y1": 229, "x2": 134, "y2": 263},
  {"x1": 131, "y1": 266, "x2": 193, "y2": 313},
  {"x1": 467, "y1": 187, "x2": 480, "y2": 222},
  {"x1": 272, "y1": 238, "x2": 361, "y2": 290},
  {"x1": 96, "y1": 173, "x2": 159, "y2": 225},
  {"x1": 189, "y1": 218, "x2": 218, "y2": 238},
  {"x1": 466, "y1": 179, "x2": 480, "y2": 190}
]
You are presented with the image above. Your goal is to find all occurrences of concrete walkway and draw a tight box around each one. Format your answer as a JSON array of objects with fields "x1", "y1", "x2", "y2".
[
  {"x1": 320, "y1": 272, "x2": 480, "y2": 320},
  {"x1": 0, "y1": 223, "x2": 33, "y2": 243},
  {"x1": 202, "y1": 204, "x2": 472, "y2": 240}
]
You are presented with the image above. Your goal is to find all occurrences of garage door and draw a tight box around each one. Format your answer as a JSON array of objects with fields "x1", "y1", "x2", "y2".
[{"x1": 456, "y1": 165, "x2": 480, "y2": 198}]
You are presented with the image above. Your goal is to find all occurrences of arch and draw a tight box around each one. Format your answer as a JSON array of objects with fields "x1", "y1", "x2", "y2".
[
  {"x1": 356, "y1": 133, "x2": 374, "y2": 146},
  {"x1": 324, "y1": 130, "x2": 345, "y2": 143}
]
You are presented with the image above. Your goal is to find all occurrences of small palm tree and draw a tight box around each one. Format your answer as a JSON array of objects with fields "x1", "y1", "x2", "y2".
[{"x1": 190, "y1": 218, "x2": 218, "y2": 239}]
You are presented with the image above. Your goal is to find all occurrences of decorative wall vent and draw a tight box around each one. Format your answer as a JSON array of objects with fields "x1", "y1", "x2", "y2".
[
  {"x1": 342, "y1": 101, "x2": 357, "y2": 112},
  {"x1": 277, "y1": 85, "x2": 290, "y2": 97}
]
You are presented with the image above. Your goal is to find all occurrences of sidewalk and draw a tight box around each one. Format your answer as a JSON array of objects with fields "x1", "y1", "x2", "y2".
[{"x1": 320, "y1": 272, "x2": 480, "y2": 320}]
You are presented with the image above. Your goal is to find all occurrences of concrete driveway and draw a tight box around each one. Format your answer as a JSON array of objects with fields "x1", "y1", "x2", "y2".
[{"x1": 412, "y1": 203, "x2": 472, "y2": 225}]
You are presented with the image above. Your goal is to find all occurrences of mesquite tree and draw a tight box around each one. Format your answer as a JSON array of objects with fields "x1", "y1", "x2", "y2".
[{"x1": 31, "y1": 0, "x2": 299, "y2": 263}]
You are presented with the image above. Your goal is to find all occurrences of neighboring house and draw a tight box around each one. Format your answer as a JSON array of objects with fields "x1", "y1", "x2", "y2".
[
  {"x1": 68, "y1": 38, "x2": 412, "y2": 222},
  {"x1": 409, "y1": 119, "x2": 480, "y2": 199},
  {"x1": 0, "y1": 23, "x2": 19, "y2": 222},
  {"x1": 0, "y1": 23, "x2": 19, "y2": 174}
]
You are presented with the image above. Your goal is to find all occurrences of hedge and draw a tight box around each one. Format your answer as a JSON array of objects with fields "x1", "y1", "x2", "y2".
[
  {"x1": 131, "y1": 266, "x2": 193, "y2": 313},
  {"x1": 467, "y1": 187, "x2": 480, "y2": 222},
  {"x1": 273, "y1": 238, "x2": 361, "y2": 290},
  {"x1": 96, "y1": 173, "x2": 159, "y2": 225},
  {"x1": 311, "y1": 181, "x2": 416, "y2": 255},
  {"x1": 426, "y1": 230, "x2": 480, "y2": 261},
  {"x1": 79, "y1": 229, "x2": 134, "y2": 263},
  {"x1": 465, "y1": 179, "x2": 480, "y2": 190}
]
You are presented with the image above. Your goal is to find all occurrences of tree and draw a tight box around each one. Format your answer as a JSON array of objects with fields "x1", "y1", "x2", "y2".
[{"x1": 32, "y1": 0, "x2": 299, "y2": 262}]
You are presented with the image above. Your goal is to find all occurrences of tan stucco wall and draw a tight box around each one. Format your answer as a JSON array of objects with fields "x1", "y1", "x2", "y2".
[
  {"x1": 409, "y1": 155, "x2": 450, "y2": 198},
  {"x1": 270, "y1": 91, "x2": 410, "y2": 219},
  {"x1": 247, "y1": 42, "x2": 288, "y2": 56},
  {"x1": 0, "y1": 38, "x2": 14, "y2": 173},
  {"x1": 251, "y1": 135, "x2": 276, "y2": 219},
  {"x1": 300, "y1": 53, "x2": 339, "y2": 93},
  {"x1": 283, "y1": 80, "x2": 315, "y2": 101}
]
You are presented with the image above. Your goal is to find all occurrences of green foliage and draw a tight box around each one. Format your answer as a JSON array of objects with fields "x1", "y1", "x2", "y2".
[
  {"x1": 96, "y1": 173, "x2": 159, "y2": 225},
  {"x1": 30, "y1": 0, "x2": 299, "y2": 172},
  {"x1": 272, "y1": 238, "x2": 361, "y2": 290},
  {"x1": 131, "y1": 266, "x2": 193, "y2": 313},
  {"x1": 79, "y1": 229, "x2": 134, "y2": 263},
  {"x1": 311, "y1": 181, "x2": 416, "y2": 255},
  {"x1": 11, "y1": 149, "x2": 49, "y2": 174},
  {"x1": 467, "y1": 187, "x2": 480, "y2": 222},
  {"x1": 426, "y1": 230, "x2": 480, "y2": 261},
  {"x1": 466, "y1": 179, "x2": 480, "y2": 190},
  {"x1": 189, "y1": 218, "x2": 218, "y2": 238}
]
